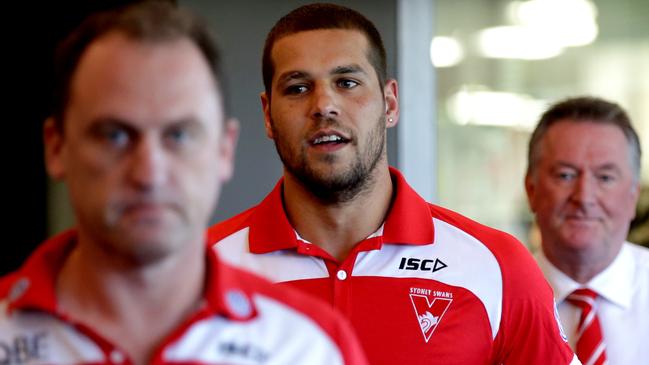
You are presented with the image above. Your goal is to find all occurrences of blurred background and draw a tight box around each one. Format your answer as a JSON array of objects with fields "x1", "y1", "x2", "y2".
[{"x1": 4, "y1": 0, "x2": 647, "y2": 275}]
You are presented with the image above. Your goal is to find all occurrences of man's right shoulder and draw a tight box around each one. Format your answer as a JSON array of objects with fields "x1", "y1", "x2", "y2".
[{"x1": 218, "y1": 260, "x2": 368, "y2": 365}]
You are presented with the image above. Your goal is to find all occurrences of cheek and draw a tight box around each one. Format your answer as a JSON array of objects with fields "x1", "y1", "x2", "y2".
[
  {"x1": 270, "y1": 118, "x2": 302, "y2": 146},
  {"x1": 66, "y1": 151, "x2": 119, "y2": 193},
  {"x1": 603, "y1": 187, "x2": 638, "y2": 219},
  {"x1": 67, "y1": 140, "x2": 123, "y2": 182},
  {"x1": 178, "y1": 153, "x2": 221, "y2": 194},
  {"x1": 533, "y1": 182, "x2": 564, "y2": 209},
  {"x1": 271, "y1": 99, "x2": 302, "y2": 120},
  {"x1": 191, "y1": 171, "x2": 222, "y2": 220}
]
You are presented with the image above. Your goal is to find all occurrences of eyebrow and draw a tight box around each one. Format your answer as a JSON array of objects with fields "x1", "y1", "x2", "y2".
[
  {"x1": 331, "y1": 64, "x2": 366, "y2": 76},
  {"x1": 553, "y1": 161, "x2": 623, "y2": 173},
  {"x1": 87, "y1": 115, "x2": 201, "y2": 131},
  {"x1": 86, "y1": 117, "x2": 134, "y2": 132},
  {"x1": 594, "y1": 163, "x2": 622, "y2": 173},
  {"x1": 276, "y1": 71, "x2": 309, "y2": 85},
  {"x1": 276, "y1": 64, "x2": 368, "y2": 85}
]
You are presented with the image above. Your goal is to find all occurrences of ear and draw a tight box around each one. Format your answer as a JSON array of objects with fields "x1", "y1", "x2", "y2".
[
  {"x1": 628, "y1": 181, "x2": 641, "y2": 218},
  {"x1": 43, "y1": 117, "x2": 66, "y2": 180},
  {"x1": 384, "y1": 79, "x2": 399, "y2": 128},
  {"x1": 524, "y1": 173, "x2": 537, "y2": 212},
  {"x1": 217, "y1": 117, "x2": 240, "y2": 182},
  {"x1": 260, "y1": 92, "x2": 274, "y2": 139}
]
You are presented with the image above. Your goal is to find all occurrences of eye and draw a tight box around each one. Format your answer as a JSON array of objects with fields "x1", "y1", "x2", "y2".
[
  {"x1": 337, "y1": 79, "x2": 359, "y2": 89},
  {"x1": 164, "y1": 125, "x2": 192, "y2": 147},
  {"x1": 284, "y1": 84, "x2": 309, "y2": 95},
  {"x1": 95, "y1": 124, "x2": 131, "y2": 149},
  {"x1": 554, "y1": 170, "x2": 577, "y2": 182},
  {"x1": 596, "y1": 173, "x2": 616, "y2": 184}
]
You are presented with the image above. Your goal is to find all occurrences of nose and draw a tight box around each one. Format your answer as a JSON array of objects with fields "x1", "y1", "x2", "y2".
[
  {"x1": 310, "y1": 83, "x2": 339, "y2": 120},
  {"x1": 570, "y1": 173, "x2": 596, "y2": 206},
  {"x1": 127, "y1": 136, "x2": 167, "y2": 190}
]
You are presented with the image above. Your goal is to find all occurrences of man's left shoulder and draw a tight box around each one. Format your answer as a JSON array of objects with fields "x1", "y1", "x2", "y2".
[
  {"x1": 429, "y1": 204, "x2": 531, "y2": 259},
  {"x1": 625, "y1": 241, "x2": 649, "y2": 274},
  {"x1": 626, "y1": 241, "x2": 649, "y2": 259},
  {"x1": 429, "y1": 204, "x2": 546, "y2": 290}
]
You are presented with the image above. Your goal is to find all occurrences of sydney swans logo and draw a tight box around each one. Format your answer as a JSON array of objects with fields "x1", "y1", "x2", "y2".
[{"x1": 409, "y1": 287, "x2": 453, "y2": 342}]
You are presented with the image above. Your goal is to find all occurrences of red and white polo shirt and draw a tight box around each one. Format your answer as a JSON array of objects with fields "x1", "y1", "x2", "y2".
[
  {"x1": 208, "y1": 168, "x2": 579, "y2": 365},
  {"x1": 0, "y1": 230, "x2": 368, "y2": 365}
]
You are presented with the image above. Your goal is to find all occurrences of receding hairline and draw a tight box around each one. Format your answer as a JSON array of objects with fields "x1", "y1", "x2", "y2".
[
  {"x1": 51, "y1": 1, "x2": 226, "y2": 130},
  {"x1": 61, "y1": 31, "x2": 228, "y2": 137},
  {"x1": 527, "y1": 117, "x2": 640, "y2": 181}
]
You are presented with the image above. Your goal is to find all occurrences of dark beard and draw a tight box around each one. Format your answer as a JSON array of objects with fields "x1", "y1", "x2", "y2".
[{"x1": 272, "y1": 114, "x2": 386, "y2": 204}]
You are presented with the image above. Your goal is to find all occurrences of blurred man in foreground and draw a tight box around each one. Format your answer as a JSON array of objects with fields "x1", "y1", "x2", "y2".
[{"x1": 0, "y1": 2, "x2": 367, "y2": 364}]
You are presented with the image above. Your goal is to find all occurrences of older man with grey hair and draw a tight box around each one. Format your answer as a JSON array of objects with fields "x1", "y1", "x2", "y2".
[{"x1": 525, "y1": 96, "x2": 649, "y2": 365}]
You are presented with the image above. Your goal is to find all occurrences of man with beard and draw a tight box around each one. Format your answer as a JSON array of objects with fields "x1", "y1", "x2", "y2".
[
  {"x1": 526, "y1": 96, "x2": 648, "y2": 365},
  {"x1": 209, "y1": 3, "x2": 579, "y2": 365},
  {"x1": 0, "y1": 3, "x2": 368, "y2": 365}
]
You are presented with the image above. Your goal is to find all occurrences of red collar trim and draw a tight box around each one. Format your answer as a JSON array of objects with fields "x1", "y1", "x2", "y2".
[
  {"x1": 5, "y1": 230, "x2": 256, "y2": 322},
  {"x1": 247, "y1": 167, "x2": 434, "y2": 253},
  {"x1": 248, "y1": 179, "x2": 300, "y2": 254},
  {"x1": 382, "y1": 167, "x2": 434, "y2": 245},
  {"x1": 5, "y1": 230, "x2": 76, "y2": 315}
]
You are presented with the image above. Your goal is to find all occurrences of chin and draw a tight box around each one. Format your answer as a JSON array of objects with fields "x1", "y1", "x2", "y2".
[
  {"x1": 107, "y1": 226, "x2": 185, "y2": 263},
  {"x1": 559, "y1": 231, "x2": 602, "y2": 251},
  {"x1": 122, "y1": 239, "x2": 180, "y2": 265}
]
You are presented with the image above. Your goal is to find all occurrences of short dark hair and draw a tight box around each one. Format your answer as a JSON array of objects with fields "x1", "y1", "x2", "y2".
[
  {"x1": 262, "y1": 3, "x2": 387, "y2": 97},
  {"x1": 51, "y1": 0, "x2": 224, "y2": 130},
  {"x1": 527, "y1": 96, "x2": 642, "y2": 180}
]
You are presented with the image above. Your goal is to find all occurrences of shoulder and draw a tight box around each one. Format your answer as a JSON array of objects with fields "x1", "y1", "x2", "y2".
[
  {"x1": 428, "y1": 205, "x2": 574, "y2": 363},
  {"x1": 216, "y1": 261, "x2": 367, "y2": 364},
  {"x1": 429, "y1": 203, "x2": 522, "y2": 249},
  {"x1": 626, "y1": 241, "x2": 649, "y2": 259},
  {"x1": 223, "y1": 261, "x2": 341, "y2": 331},
  {"x1": 625, "y1": 241, "x2": 649, "y2": 273},
  {"x1": 428, "y1": 202, "x2": 553, "y2": 307},
  {"x1": 428, "y1": 203, "x2": 540, "y2": 282}
]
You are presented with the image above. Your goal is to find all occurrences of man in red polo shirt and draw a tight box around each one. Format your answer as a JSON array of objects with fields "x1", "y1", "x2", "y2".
[
  {"x1": 209, "y1": 3, "x2": 579, "y2": 364},
  {"x1": 0, "y1": 3, "x2": 367, "y2": 365}
]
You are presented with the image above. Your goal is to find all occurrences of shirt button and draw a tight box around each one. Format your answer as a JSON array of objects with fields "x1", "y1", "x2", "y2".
[
  {"x1": 336, "y1": 270, "x2": 347, "y2": 280},
  {"x1": 110, "y1": 350, "x2": 125, "y2": 364}
]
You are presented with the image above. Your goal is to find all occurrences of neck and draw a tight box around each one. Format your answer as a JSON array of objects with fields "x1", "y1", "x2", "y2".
[
  {"x1": 542, "y1": 242, "x2": 621, "y2": 284},
  {"x1": 57, "y1": 232, "x2": 206, "y2": 365},
  {"x1": 282, "y1": 164, "x2": 393, "y2": 262}
]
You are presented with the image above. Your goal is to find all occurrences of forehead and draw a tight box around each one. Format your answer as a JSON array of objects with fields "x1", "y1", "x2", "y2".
[
  {"x1": 270, "y1": 29, "x2": 373, "y2": 79},
  {"x1": 68, "y1": 32, "x2": 222, "y2": 126},
  {"x1": 541, "y1": 120, "x2": 631, "y2": 167}
]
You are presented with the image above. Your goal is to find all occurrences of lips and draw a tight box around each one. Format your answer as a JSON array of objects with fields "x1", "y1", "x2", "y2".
[
  {"x1": 563, "y1": 214, "x2": 602, "y2": 226},
  {"x1": 119, "y1": 198, "x2": 179, "y2": 218},
  {"x1": 564, "y1": 212, "x2": 600, "y2": 220},
  {"x1": 122, "y1": 202, "x2": 170, "y2": 218},
  {"x1": 309, "y1": 130, "x2": 350, "y2": 146}
]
